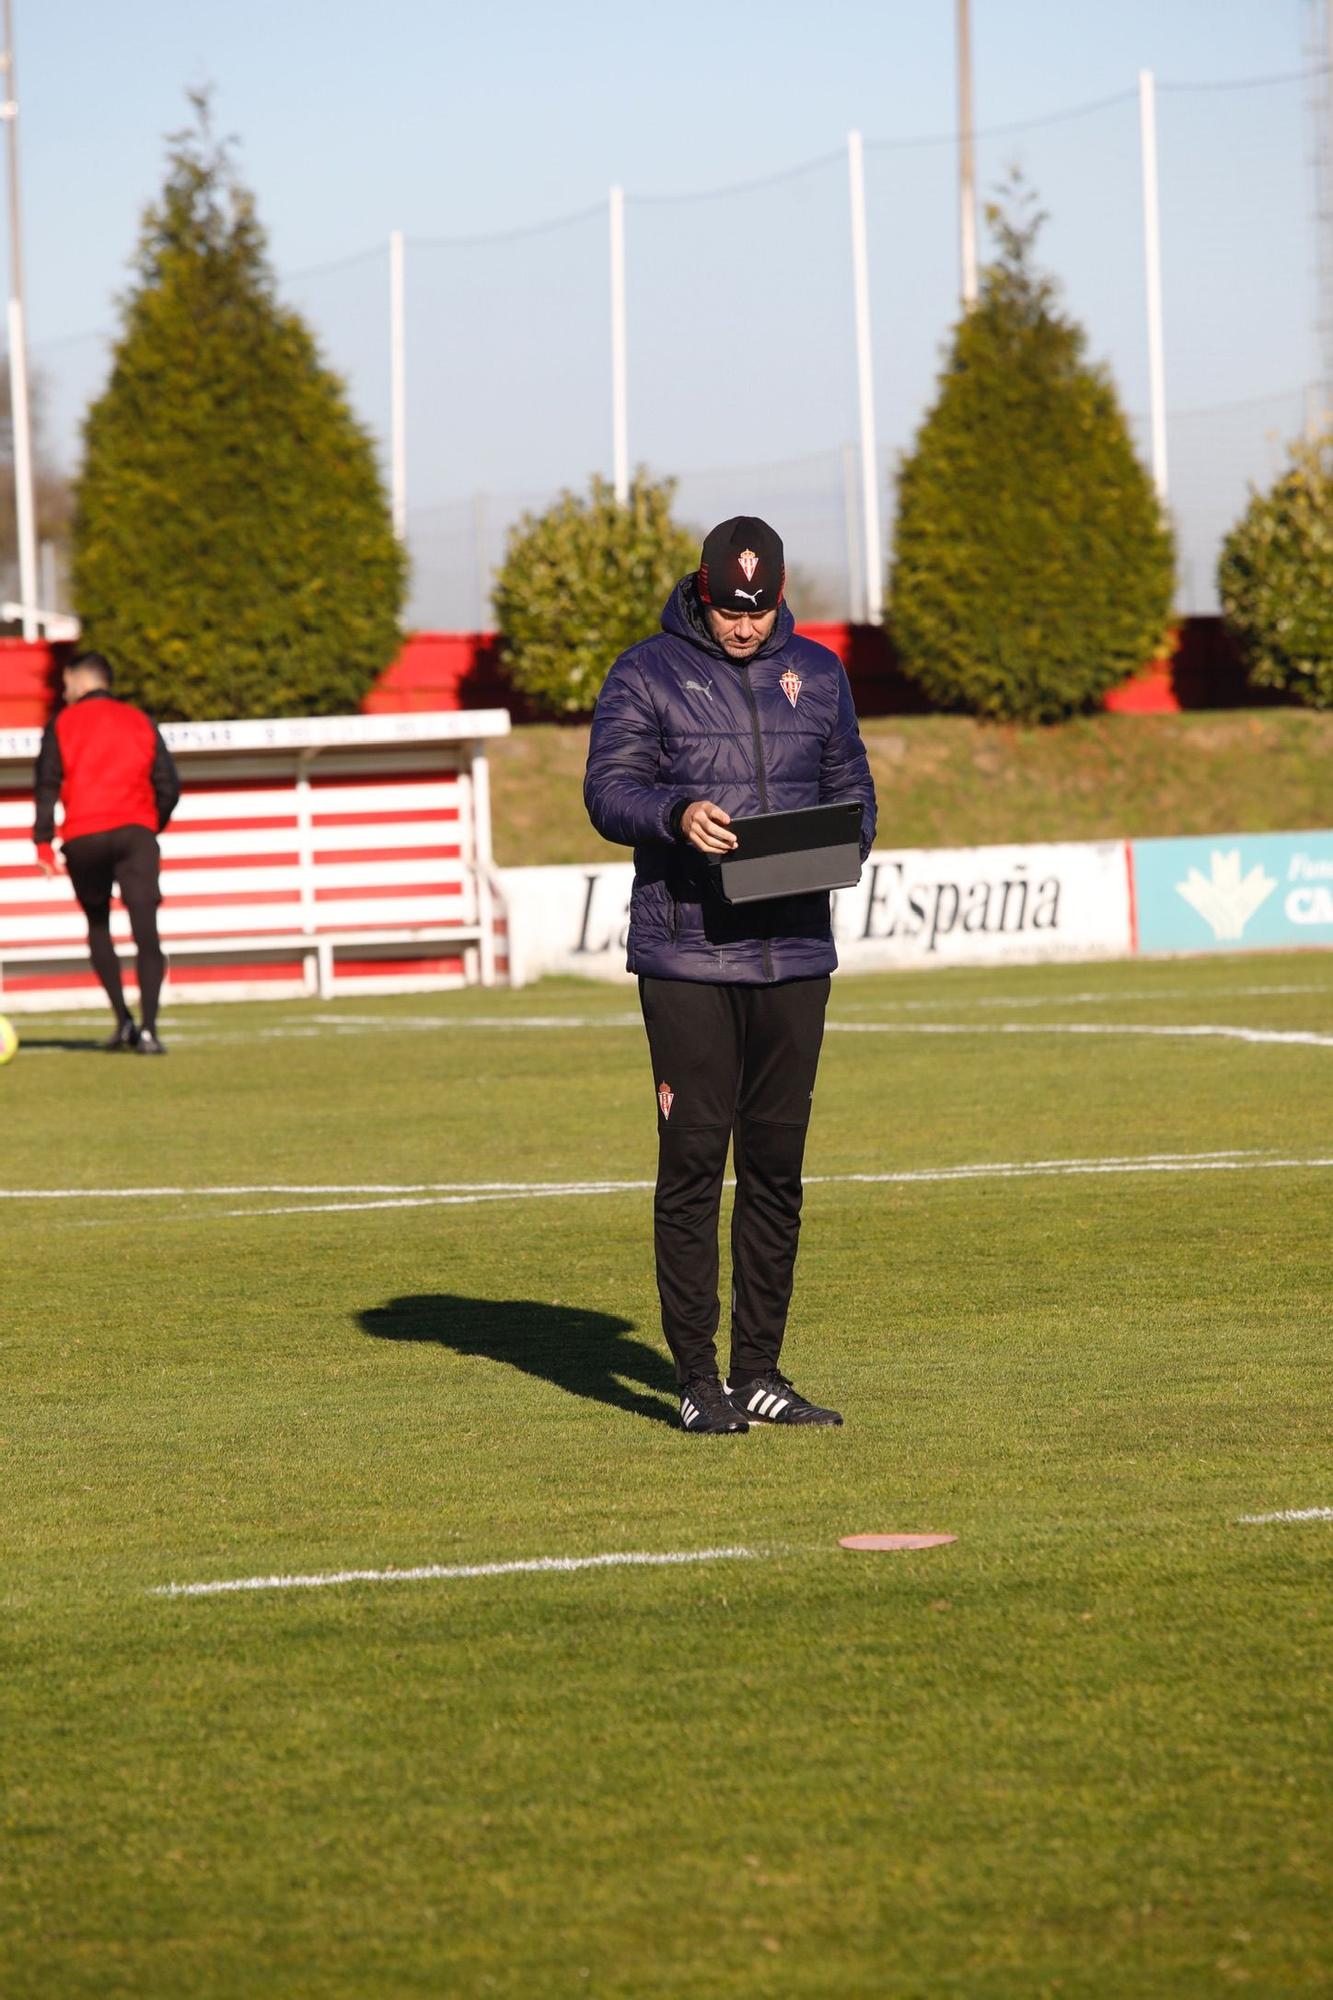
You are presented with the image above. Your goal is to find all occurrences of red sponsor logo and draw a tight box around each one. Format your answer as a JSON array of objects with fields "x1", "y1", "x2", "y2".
[
  {"x1": 779, "y1": 668, "x2": 802, "y2": 708},
  {"x1": 657, "y1": 1080, "x2": 674, "y2": 1119}
]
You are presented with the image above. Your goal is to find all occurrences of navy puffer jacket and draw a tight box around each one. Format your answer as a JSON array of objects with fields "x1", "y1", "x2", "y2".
[{"x1": 584, "y1": 578, "x2": 877, "y2": 984}]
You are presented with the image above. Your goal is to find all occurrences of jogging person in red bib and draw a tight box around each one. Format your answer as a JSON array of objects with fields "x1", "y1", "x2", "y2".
[
  {"x1": 584, "y1": 517, "x2": 877, "y2": 1434},
  {"x1": 33, "y1": 652, "x2": 180, "y2": 1054}
]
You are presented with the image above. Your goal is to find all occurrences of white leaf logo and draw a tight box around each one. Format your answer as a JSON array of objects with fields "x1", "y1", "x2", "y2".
[{"x1": 1174, "y1": 849, "x2": 1277, "y2": 941}]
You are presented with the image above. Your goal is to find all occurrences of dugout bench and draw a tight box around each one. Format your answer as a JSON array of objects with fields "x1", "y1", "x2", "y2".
[{"x1": 0, "y1": 710, "x2": 512, "y2": 1010}]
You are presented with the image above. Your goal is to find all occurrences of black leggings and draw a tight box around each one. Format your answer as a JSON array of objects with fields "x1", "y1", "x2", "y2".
[{"x1": 62, "y1": 826, "x2": 166, "y2": 1031}]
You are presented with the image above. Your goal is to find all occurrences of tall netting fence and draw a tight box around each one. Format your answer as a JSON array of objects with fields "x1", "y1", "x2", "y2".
[
  {"x1": 10, "y1": 67, "x2": 1324, "y2": 632},
  {"x1": 1151, "y1": 70, "x2": 1317, "y2": 609},
  {"x1": 14, "y1": 324, "x2": 110, "y2": 610},
  {"x1": 401, "y1": 206, "x2": 608, "y2": 629},
  {"x1": 282, "y1": 243, "x2": 392, "y2": 470}
]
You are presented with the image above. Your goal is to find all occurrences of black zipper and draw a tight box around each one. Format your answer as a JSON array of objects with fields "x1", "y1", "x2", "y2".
[{"x1": 737, "y1": 666, "x2": 774, "y2": 982}]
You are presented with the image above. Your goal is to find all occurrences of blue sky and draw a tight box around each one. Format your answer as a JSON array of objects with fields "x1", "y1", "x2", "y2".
[
  {"x1": 20, "y1": 1, "x2": 1308, "y2": 294},
  {"x1": 13, "y1": 1, "x2": 1320, "y2": 615}
]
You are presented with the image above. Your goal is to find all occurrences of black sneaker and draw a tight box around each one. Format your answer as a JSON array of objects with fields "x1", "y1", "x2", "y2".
[
  {"x1": 680, "y1": 1375, "x2": 749, "y2": 1435},
  {"x1": 136, "y1": 1030, "x2": 167, "y2": 1056},
  {"x1": 726, "y1": 1371, "x2": 843, "y2": 1427},
  {"x1": 103, "y1": 1020, "x2": 140, "y2": 1052}
]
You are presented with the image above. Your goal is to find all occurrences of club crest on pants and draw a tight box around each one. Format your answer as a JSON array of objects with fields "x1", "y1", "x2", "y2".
[
  {"x1": 657, "y1": 1080, "x2": 674, "y2": 1119},
  {"x1": 779, "y1": 668, "x2": 802, "y2": 708}
]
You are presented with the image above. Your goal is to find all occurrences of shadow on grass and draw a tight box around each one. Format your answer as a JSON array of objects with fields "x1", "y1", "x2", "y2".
[
  {"x1": 358, "y1": 1293, "x2": 678, "y2": 1427},
  {"x1": 12, "y1": 1036, "x2": 111, "y2": 1053}
]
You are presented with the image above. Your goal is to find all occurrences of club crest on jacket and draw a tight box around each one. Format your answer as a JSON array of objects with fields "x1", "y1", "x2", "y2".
[
  {"x1": 779, "y1": 668, "x2": 802, "y2": 708},
  {"x1": 657, "y1": 1080, "x2": 674, "y2": 1119}
]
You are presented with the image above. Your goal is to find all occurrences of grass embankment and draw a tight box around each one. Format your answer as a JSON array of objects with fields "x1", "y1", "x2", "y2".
[{"x1": 488, "y1": 710, "x2": 1333, "y2": 866}]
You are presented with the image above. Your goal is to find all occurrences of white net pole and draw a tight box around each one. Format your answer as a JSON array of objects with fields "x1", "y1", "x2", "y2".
[
  {"x1": 609, "y1": 186, "x2": 629, "y2": 504},
  {"x1": 847, "y1": 131, "x2": 883, "y2": 625},
  {"x1": 2, "y1": 2, "x2": 38, "y2": 637},
  {"x1": 1139, "y1": 69, "x2": 1170, "y2": 502},
  {"x1": 957, "y1": 0, "x2": 979, "y2": 309},
  {"x1": 389, "y1": 229, "x2": 407, "y2": 539}
]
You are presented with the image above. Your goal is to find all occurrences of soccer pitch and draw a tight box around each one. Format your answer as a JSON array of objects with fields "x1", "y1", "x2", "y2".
[{"x1": 3, "y1": 956, "x2": 1330, "y2": 1997}]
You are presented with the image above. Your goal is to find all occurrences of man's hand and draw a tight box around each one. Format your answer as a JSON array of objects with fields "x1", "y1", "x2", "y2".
[
  {"x1": 680, "y1": 801, "x2": 738, "y2": 855},
  {"x1": 35, "y1": 842, "x2": 61, "y2": 878}
]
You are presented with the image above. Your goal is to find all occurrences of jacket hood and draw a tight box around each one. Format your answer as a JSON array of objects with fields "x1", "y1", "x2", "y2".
[{"x1": 660, "y1": 574, "x2": 795, "y2": 661}]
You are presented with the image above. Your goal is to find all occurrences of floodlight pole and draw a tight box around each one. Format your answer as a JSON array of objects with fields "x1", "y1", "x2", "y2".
[
  {"x1": 389, "y1": 229, "x2": 407, "y2": 540},
  {"x1": 1, "y1": 0, "x2": 38, "y2": 641},
  {"x1": 1138, "y1": 68, "x2": 1169, "y2": 502},
  {"x1": 957, "y1": 0, "x2": 978, "y2": 309},
  {"x1": 847, "y1": 131, "x2": 883, "y2": 626},
  {"x1": 609, "y1": 185, "x2": 629, "y2": 505}
]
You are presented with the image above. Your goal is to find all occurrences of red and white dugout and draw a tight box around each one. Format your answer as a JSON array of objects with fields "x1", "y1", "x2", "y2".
[{"x1": 0, "y1": 710, "x2": 511, "y2": 1011}]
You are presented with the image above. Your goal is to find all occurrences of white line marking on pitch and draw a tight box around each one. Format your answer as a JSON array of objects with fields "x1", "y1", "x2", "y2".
[
  {"x1": 14, "y1": 1001, "x2": 1333, "y2": 1050},
  {"x1": 228, "y1": 1153, "x2": 1333, "y2": 1214},
  {"x1": 151, "y1": 1545, "x2": 760, "y2": 1598},
  {"x1": 826, "y1": 1021, "x2": 1333, "y2": 1049},
  {"x1": 12, "y1": 1149, "x2": 1333, "y2": 1218},
  {"x1": 226, "y1": 1181, "x2": 658, "y2": 1216},
  {"x1": 1236, "y1": 1507, "x2": 1333, "y2": 1525},
  {"x1": 148, "y1": 1015, "x2": 1333, "y2": 1050},
  {"x1": 0, "y1": 1180, "x2": 650, "y2": 1201}
]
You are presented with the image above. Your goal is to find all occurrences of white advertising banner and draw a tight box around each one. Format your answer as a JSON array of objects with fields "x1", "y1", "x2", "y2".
[{"x1": 500, "y1": 839, "x2": 1134, "y2": 985}]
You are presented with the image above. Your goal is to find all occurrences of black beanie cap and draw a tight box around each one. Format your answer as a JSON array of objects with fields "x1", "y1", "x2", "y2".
[{"x1": 697, "y1": 516, "x2": 785, "y2": 612}]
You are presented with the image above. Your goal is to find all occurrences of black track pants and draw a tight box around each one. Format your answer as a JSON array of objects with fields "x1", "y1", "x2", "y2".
[
  {"x1": 638, "y1": 974, "x2": 830, "y2": 1385},
  {"x1": 63, "y1": 826, "x2": 166, "y2": 1030}
]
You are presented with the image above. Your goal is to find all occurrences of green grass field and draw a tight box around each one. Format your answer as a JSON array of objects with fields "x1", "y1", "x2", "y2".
[{"x1": 3, "y1": 956, "x2": 1330, "y2": 1997}]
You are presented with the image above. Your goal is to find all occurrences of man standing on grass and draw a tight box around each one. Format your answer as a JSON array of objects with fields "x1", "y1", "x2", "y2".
[
  {"x1": 33, "y1": 652, "x2": 180, "y2": 1055},
  {"x1": 584, "y1": 516, "x2": 877, "y2": 1435}
]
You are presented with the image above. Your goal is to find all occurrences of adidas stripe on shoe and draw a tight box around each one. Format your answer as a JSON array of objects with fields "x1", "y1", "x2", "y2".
[
  {"x1": 679, "y1": 1374, "x2": 749, "y2": 1435},
  {"x1": 726, "y1": 1371, "x2": 843, "y2": 1427}
]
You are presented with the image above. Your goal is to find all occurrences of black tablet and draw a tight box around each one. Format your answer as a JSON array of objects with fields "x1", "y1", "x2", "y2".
[{"x1": 714, "y1": 801, "x2": 864, "y2": 904}]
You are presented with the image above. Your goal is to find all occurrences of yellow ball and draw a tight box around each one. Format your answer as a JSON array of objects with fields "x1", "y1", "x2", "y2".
[{"x1": 0, "y1": 1014, "x2": 17, "y2": 1065}]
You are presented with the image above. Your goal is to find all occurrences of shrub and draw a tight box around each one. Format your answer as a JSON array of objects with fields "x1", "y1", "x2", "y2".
[
  {"x1": 493, "y1": 472, "x2": 697, "y2": 716},
  {"x1": 72, "y1": 98, "x2": 405, "y2": 721},
  {"x1": 888, "y1": 186, "x2": 1174, "y2": 722},
  {"x1": 1218, "y1": 438, "x2": 1333, "y2": 708}
]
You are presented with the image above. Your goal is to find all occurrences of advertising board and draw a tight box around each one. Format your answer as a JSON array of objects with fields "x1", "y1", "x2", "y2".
[
  {"x1": 500, "y1": 839, "x2": 1134, "y2": 985},
  {"x1": 1133, "y1": 830, "x2": 1333, "y2": 955}
]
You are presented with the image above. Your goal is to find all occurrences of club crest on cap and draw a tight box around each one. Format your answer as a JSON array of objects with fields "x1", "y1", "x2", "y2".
[
  {"x1": 738, "y1": 548, "x2": 759, "y2": 582},
  {"x1": 779, "y1": 669, "x2": 802, "y2": 708}
]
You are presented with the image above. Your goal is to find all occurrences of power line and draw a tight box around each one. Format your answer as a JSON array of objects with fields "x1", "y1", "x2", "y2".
[
  {"x1": 409, "y1": 201, "x2": 606, "y2": 248},
  {"x1": 1158, "y1": 62, "x2": 1329, "y2": 93},
  {"x1": 627, "y1": 150, "x2": 843, "y2": 206},
  {"x1": 868, "y1": 86, "x2": 1137, "y2": 153}
]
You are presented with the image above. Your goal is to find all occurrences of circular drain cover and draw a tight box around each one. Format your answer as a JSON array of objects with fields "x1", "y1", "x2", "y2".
[{"x1": 839, "y1": 1533, "x2": 957, "y2": 1552}]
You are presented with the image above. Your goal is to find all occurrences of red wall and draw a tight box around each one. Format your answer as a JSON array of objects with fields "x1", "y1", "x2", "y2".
[
  {"x1": 364, "y1": 619, "x2": 1261, "y2": 719},
  {"x1": 360, "y1": 631, "x2": 525, "y2": 718},
  {"x1": 0, "y1": 640, "x2": 67, "y2": 727},
  {"x1": 0, "y1": 619, "x2": 1270, "y2": 728}
]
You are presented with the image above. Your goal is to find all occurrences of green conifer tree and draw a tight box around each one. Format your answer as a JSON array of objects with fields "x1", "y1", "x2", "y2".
[
  {"x1": 494, "y1": 472, "x2": 698, "y2": 717},
  {"x1": 71, "y1": 98, "x2": 405, "y2": 720},
  {"x1": 1218, "y1": 437, "x2": 1333, "y2": 708},
  {"x1": 888, "y1": 184, "x2": 1174, "y2": 722}
]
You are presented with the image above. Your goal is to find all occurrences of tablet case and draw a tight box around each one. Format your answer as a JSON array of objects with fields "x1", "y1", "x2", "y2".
[{"x1": 713, "y1": 801, "x2": 864, "y2": 904}]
